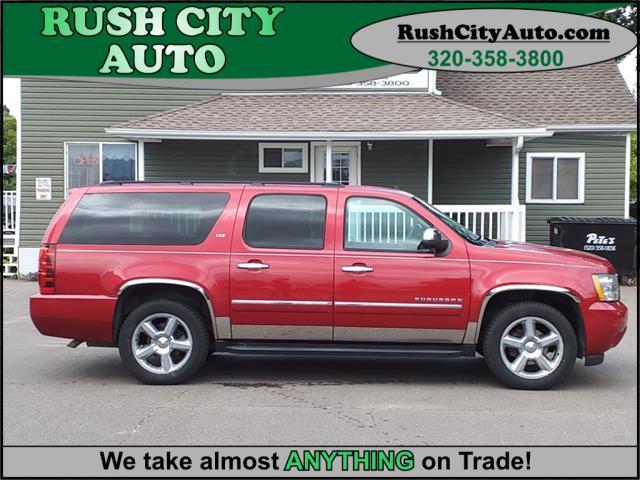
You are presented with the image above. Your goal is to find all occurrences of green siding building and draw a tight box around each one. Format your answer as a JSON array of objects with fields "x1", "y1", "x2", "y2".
[{"x1": 15, "y1": 62, "x2": 636, "y2": 275}]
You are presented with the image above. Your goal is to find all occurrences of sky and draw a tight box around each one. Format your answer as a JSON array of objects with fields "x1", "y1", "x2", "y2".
[{"x1": 2, "y1": 54, "x2": 638, "y2": 120}]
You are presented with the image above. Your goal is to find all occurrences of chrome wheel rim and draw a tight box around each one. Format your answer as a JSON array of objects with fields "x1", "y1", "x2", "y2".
[
  {"x1": 499, "y1": 317, "x2": 564, "y2": 380},
  {"x1": 131, "y1": 313, "x2": 193, "y2": 375}
]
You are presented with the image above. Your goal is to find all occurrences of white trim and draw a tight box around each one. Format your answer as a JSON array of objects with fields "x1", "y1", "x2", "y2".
[
  {"x1": 624, "y1": 133, "x2": 631, "y2": 218},
  {"x1": 15, "y1": 82, "x2": 22, "y2": 250},
  {"x1": 511, "y1": 136, "x2": 523, "y2": 206},
  {"x1": 525, "y1": 152, "x2": 585, "y2": 204},
  {"x1": 427, "y1": 139, "x2": 433, "y2": 204},
  {"x1": 220, "y1": 91, "x2": 437, "y2": 96},
  {"x1": 64, "y1": 141, "x2": 138, "y2": 196},
  {"x1": 547, "y1": 124, "x2": 637, "y2": 133},
  {"x1": 258, "y1": 142, "x2": 308, "y2": 173},
  {"x1": 325, "y1": 140, "x2": 332, "y2": 183},
  {"x1": 137, "y1": 141, "x2": 145, "y2": 181},
  {"x1": 106, "y1": 127, "x2": 552, "y2": 141},
  {"x1": 310, "y1": 141, "x2": 361, "y2": 185}
]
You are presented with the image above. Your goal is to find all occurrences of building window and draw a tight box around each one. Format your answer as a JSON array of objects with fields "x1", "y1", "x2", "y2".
[
  {"x1": 65, "y1": 142, "x2": 137, "y2": 193},
  {"x1": 526, "y1": 153, "x2": 585, "y2": 203},
  {"x1": 258, "y1": 143, "x2": 308, "y2": 173}
]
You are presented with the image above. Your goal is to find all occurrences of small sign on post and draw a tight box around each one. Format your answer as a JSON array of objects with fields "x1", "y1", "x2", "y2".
[{"x1": 35, "y1": 177, "x2": 52, "y2": 200}]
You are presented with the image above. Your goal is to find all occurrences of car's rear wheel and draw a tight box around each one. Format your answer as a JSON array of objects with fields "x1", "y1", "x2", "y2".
[
  {"x1": 118, "y1": 299, "x2": 210, "y2": 384},
  {"x1": 482, "y1": 301, "x2": 577, "y2": 390}
]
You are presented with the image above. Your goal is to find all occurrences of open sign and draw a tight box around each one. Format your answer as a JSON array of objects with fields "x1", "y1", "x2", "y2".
[{"x1": 72, "y1": 155, "x2": 99, "y2": 166}]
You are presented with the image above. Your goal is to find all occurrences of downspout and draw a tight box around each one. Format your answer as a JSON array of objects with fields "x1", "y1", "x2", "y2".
[
  {"x1": 511, "y1": 136, "x2": 524, "y2": 241},
  {"x1": 325, "y1": 139, "x2": 333, "y2": 183}
]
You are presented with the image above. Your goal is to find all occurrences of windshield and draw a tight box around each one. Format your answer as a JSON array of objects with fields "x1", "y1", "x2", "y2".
[{"x1": 413, "y1": 196, "x2": 487, "y2": 246}]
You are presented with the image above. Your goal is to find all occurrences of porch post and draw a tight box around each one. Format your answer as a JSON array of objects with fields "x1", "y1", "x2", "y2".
[
  {"x1": 427, "y1": 139, "x2": 434, "y2": 203},
  {"x1": 137, "y1": 140, "x2": 145, "y2": 181},
  {"x1": 325, "y1": 139, "x2": 332, "y2": 182},
  {"x1": 511, "y1": 136, "x2": 524, "y2": 240}
]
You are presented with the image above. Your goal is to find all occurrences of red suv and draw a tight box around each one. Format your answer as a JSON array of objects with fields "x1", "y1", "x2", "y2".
[{"x1": 30, "y1": 182, "x2": 628, "y2": 389}]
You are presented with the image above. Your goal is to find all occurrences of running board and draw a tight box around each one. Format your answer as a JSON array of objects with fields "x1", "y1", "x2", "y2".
[{"x1": 215, "y1": 341, "x2": 476, "y2": 358}]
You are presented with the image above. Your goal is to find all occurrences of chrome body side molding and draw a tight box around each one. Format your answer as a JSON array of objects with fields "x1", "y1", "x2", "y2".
[
  {"x1": 231, "y1": 300, "x2": 332, "y2": 306},
  {"x1": 117, "y1": 278, "x2": 218, "y2": 338},
  {"x1": 335, "y1": 301, "x2": 462, "y2": 309},
  {"x1": 470, "y1": 284, "x2": 581, "y2": 344}
]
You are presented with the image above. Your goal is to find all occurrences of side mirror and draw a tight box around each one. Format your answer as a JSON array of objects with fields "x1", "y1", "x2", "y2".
[{"x1": 419, "y1": 228, "x2": 449, "y2": 253}]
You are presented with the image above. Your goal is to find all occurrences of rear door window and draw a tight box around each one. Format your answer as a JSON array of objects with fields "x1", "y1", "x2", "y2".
[
  {"x1": 59, "y1": 192, "x2": 229, "y2": 245},
  {"x1": 243, "y1": 194, "x2": 327, "y2": 249}
]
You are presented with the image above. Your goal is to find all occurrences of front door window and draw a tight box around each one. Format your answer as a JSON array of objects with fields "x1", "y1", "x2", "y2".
[{"x1": 314, "y1": 146, "x2": 358, "y2": 185}]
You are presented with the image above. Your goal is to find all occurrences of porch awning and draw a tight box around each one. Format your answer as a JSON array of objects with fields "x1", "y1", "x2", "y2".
[{"x1": 106, "y1": 93, "x2": 550, "y2": 140}]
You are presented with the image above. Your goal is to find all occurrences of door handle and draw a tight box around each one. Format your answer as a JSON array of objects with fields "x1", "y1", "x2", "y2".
[
  {"x1": 341, "y1": 265, "x2": 374, "y2": 273},
  {"x1": 237, "y1": 262, "x2": 270, "y2": 270}
]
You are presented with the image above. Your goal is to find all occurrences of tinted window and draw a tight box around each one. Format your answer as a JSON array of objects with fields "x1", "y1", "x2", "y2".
[
  {"x1": 60, "y1": 193, "x2": 229, "y2": 245},
  {"x1": 345, "y1": 197, "x2": 430, "y2": 251},
  {"x1": 244, "y1": 194, "x2": 326, "y2": 249}
]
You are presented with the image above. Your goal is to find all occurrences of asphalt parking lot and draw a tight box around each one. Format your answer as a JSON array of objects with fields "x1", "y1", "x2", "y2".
[{"x1": 2, "y1": 280, "x2": 637, "y2": 446}]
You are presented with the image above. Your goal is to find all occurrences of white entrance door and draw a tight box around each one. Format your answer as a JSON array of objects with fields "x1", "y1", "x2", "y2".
[{"x1": 313, "y1": 145, "x2": 360, "y2": 185}]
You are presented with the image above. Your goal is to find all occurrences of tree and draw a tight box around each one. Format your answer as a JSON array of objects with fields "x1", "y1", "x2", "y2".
[
  {"x1": 3, "y1": 105, "x2": 17, "y2": 190},
  {"x1": 593, "y1": 5, "x2": 637, "y2": 33}
]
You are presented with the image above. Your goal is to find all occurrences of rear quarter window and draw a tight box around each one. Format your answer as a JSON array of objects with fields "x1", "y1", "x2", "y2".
[{"x1": 59, "y1": 192, "x2": 229, "y2": 245}]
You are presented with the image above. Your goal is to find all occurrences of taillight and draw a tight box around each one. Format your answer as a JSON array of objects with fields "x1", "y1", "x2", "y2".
[{"x1": 38, "y1": 244, "x2": 56, "y2": 294}]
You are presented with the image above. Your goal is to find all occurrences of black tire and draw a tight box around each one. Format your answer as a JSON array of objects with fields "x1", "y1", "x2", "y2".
[
  {"x1": 482, "y1": 301, "x2": 577, "y2": 390},
  {"x1": 118, "y1": 299, "x2": 211, "y2": 385}
]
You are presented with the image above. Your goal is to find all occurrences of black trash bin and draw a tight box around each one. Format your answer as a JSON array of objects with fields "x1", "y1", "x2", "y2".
[{"x1": 548, "y1": 217, "x2": 637, "y2": 285}]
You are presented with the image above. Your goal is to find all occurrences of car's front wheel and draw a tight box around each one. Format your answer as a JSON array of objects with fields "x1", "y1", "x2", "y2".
[
  {"x1": 482, "y1": 301, "x2": 577, "y2": 390},
  {"x1": 118, "y1": 299, "x2": 210, "y2": 384}
]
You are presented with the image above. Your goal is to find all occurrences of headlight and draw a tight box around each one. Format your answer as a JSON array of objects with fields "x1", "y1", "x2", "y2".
[{"x1": 592, "y1": 274, "x2": 620, "y2": 302}]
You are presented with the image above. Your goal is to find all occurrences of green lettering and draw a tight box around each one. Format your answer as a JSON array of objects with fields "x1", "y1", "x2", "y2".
[
  {"x1": 106, "y1": 7, "x2": 132, "y2": 36},
  {"x1": 396, "y1": 451, "x2": 414, "y2": 471},
  {"x1": 320, "y1": 450, "x2": 337, "y2": 471},
  {"x1": 302, "y1": 450, "x2": 321, "y2": 471},
  {"x1": 132, "y1": 6, "x2": 165, "y2": 36},
  {"x1": 222, "y1": 7, "x2": 251, "y2": 36},
  {"x1": 378, "y1": 450, "x2": 395, "y2": 470},
  {"x1": 194, "y1": 45, "x2": 226, "y2": 74},
  {"x1": 284, "y1": 451, "x2": 305, "y2": 471},
  {"x1": 176, "y1": 7, "x2": 205, "y2": 36},
  {"x1": 132, "y1": 44, "x2": 164, "y2": 74},
  {"x1": 73, "y1": 7, "x2": 105, "y2": 36},
  {"x1": 165, "y1": 45, "x2": 194, "y2": 73},
  {"x1": 252, "y1": 6, "x2": 284, "y2": 36},
  {"x1": 41, "y1": 7, "x2": 73, "y2": 36},
  {"x1": 205, "y1": 7, "x2": 223, "y2": 36},
  {"x1": 98, "y1": 44, "x2": 133, "y2": 74}
]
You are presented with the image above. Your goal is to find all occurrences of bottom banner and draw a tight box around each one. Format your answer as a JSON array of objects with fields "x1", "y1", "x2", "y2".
[{"x1": 2, "y1": 446, "x2": 637, "y2": 478}]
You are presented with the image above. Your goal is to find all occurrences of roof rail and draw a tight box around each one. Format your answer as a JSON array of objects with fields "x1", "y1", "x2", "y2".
[{"x1": 97, "y1": 180, "x2": 345, "y2": 187}]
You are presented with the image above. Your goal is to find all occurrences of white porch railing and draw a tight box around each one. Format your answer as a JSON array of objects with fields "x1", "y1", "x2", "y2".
[
  {"x1": 3, "y1": 190, "x2": 18, "y2": 278},
  {"x1": 435, "y1": 204, "x2": 526, "y2": 242},
  {"x1": 3, "y1": 190, "x2": 17, "y2": 235},
  {"x1": 346, "y1": 202, "x2": 526, "y2": 247}
]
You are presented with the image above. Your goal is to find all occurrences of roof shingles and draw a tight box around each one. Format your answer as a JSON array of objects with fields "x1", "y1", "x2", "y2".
[
  {"x1": 111, "y1": 61, "x2": 636, "y2": 133},
  {"x1": 437, "y1": 60, "x2": 637, "y2": 126},
  {"x1": 114, "y1": 93, "x2": 537, "y2": 132}
]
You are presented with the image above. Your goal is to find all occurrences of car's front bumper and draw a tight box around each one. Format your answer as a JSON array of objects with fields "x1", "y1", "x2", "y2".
[{"x1": 582, "y1": 301, "x2": 628, "y2": 356}]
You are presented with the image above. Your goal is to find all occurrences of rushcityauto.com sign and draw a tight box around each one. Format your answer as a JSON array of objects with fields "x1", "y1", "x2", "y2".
[{"x1": 2, "y1": 2, "x2": 637, "y2": 89}]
